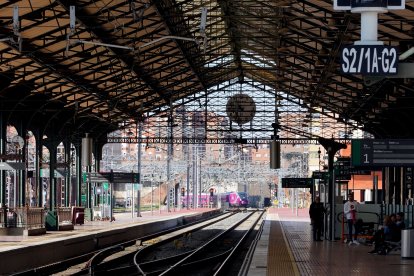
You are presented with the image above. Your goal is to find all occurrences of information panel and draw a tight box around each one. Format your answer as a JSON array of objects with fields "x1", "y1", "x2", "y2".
[
  {"x1": 335, "y1": 157, "x2": 352, "y2": 180},
  {"x1": 281, "y1": 178, "x2": 313, "y2": 188},
  {"x1": 334, "y1": 0, "x2": 404, "y2": 10},
  {"x1": 352, "y1": 139, "x2": 414, "y2": 166},
  {"x1": 83, "y1": 172, "x2": 140, "y2": 183},
  {"x1": 312, "y1": 171, "x2": 329, "y2": 179}
]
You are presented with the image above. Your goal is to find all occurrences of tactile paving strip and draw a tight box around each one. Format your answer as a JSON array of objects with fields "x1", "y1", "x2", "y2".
[
  {"x1": 267, "y1": 216, "x2": 298, "y2": 276},
  {"x1": 281, "y1": 221, "x2": 326, "y2": 276}
]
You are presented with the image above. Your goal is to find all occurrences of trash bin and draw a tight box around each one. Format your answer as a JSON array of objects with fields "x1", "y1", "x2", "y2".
[
  {"x1": 7, "y1": 212, "x2": 17, "y2": 227},
  {"x1": 72, "y1": 207, "x2": 85, "y2": 225},
  {"x1": 401, "y1": 229, "x2": 414, "y2": 259}
]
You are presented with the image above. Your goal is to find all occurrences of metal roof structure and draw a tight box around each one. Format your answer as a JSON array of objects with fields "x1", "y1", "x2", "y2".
[{"x1": 1, "y1": 0, "x2": 414, "y2": 142}]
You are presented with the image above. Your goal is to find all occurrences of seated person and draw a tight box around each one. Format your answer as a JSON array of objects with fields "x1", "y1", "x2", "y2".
[
  {"x1": 396, "y1": 212, "x2": 405, "y2": 230},
  {"x1": 393, "y1": 212, "x2": 405, "y2": 241},
  {"x1": 368, "y1": 215, "x2": 399, "y2": 254}
]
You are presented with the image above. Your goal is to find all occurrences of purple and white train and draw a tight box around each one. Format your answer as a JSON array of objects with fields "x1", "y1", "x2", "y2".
[{"x1": 221, "y1": 192, "x2": 249, "y2": 208}]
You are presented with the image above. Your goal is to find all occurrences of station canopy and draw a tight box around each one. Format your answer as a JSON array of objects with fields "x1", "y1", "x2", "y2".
[{"x1": 1, "y1": 0, "x2": 414, "y2": 141}]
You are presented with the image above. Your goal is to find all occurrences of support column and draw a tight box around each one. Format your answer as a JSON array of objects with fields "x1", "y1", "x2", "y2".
[
  {"x1": 373, "y1": 173, "x2": 378, "y2": 204},
  {"x1": 49, "y1": 147, "x2": 57, "y2": 210},
  {"x1": 318, "y1": 137, "x2": 347, "y2": 241},
  {"x1": 17, "y1": 124, "x2": 27, "y2": 207},
  {"x1": 192, "y1": 145, "x2": 197, "y2": 209},
  {"x1": 167, "y1": 134, "x2": 172, "y2": 212},
  {"x1": 64, "y1": 140, "x2": 71, "y2": 207},
  {"x1": 384, "y1": 167, "x2": 390, "y2": 204},
  {"x1": 75, "y1": 144, "x2": 82, "y2": 206},
  {"x1": 389, "y1": 167, "x2": 396, "y2": 204},
  {"x1": 137, "y1": 121, "x2": 142, "y2": 217},
  {"x1": 36, "y1": 131, "x2": 43, "y2": 207},
  {"x1": 93, "y1": 141, "x2": 104, "y2": 210},
  {"x1": 396, "y1": 167, "x2": 402, "y2": 205},
  {"x1": 82, "y1": 134, "x2": 93, "y2": 209},
  {"x1": 0, "y1": 113, "x2": 6, "y2": 206}
]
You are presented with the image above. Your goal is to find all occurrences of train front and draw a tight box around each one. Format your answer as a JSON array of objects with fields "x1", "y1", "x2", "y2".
[{"x1": 238, "y1": 192, "x2": 249, "y2": 207}]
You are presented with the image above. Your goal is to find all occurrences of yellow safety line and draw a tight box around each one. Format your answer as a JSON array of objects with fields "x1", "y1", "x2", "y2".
[{"x1": 277, "y1": 213, "x2": 300, "y2": 276}]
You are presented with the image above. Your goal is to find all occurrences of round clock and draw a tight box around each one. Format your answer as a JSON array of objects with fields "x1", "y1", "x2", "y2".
[
  {"x1": 11, "y1": 135, "x2": 24, "y2": 149},
  {"x1": 226, "y1": 94, "x2": 256, "y2": 125}
]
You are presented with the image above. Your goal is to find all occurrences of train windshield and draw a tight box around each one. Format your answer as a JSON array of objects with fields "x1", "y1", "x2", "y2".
[{"x1": 238, "y1": 192, "x2": 248, "y2": 198}]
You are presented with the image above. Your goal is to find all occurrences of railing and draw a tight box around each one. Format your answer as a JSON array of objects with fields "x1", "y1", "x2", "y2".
[
  {"x1": 0, "y1": 206, "x2": 77, "y2": 231},
  {"x1": 0, "y1": 206, "x2": 45, "y2": 229},
  {"x1": 56, "y1": 207, "x2": 73, "y2": 225}
]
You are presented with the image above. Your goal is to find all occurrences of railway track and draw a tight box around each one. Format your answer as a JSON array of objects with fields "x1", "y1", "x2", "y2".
[
  {"x1": 14, "y1": 209, "x2": 265, "y2": 276},
  {"x1": 82, "y1": 210, "x2": 264, "y2": 275}
]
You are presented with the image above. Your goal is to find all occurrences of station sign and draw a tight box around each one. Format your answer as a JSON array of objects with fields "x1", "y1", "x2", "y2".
[
  {"x1": 281, "y1": 178, "x2": 313, "y2": 188},
  {"x1": 349, "y1": 169, "x2": 371, "y2": 175},
  {"x1": 341, "y1": 45, "x2": 398, "y2": 75},
  {"x1": 352, "y1": 139, "x2": 414, "y2": 166},
  {"x1": 312, "y1": 171, "x2": 329, "y2": 179},
  {"x1": 335, "y1": 157, "x2": 352, "y2": 180},
  {"x1": 112, "y1": 172, "x2": 140, "y2": 183},
  {"x1": 83, "y1": 172, "x2": 140, "y2": 183},
  {"x1": 83, "y1": 172, "x2": 111, "y2": 183}
]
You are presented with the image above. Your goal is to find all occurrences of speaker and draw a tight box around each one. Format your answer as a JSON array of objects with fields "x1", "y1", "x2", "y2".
[
  {"x1": 81, "y1": 136, "x2": 93, "y2": 166},
  {"x1": 270, "y1": 140, "x2": 281, "y2": 169}
]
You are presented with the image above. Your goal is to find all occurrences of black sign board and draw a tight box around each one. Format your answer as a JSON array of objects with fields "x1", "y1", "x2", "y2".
[
  {"x1": 352, "y1": 139, "x2": 414, "y2": 167},
  {"x1": 349, "y1": 169, "x2": 371, "y2": 175},
  {"x1": 312, "y1": 171, "x2": 329, "y2": 179},
  {"x1": 112, "y1": 172, "x2": 140, "y2": 183},
  {"x1": 83, "y1": 172, "x2": 140, "y2": 183},
  {"x1": 281, "y1": 178, "x2": 313, "y2": 188},
  {"x1": 84, "y1": 172, "x2": 111, "y2": 183},
  {"x1": 334, "y1": 0, "x2": 404, "y2": 9},
  {"x1": 335, "y1": 157, "x2": 352, "y2": 180},
  {"x1": 341, "y1": 45, "x2": 398, "y2": 76}
]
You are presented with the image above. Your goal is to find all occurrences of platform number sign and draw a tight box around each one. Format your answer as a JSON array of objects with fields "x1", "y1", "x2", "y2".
[
  {"x1": 352, "y1": 139, "x2": 414, "y2": 167},
  {"x1": 341, "y1": 45, "x2": 398, "y2": 75}
]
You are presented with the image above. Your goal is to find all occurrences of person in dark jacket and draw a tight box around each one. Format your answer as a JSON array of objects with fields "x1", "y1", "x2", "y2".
[
  {"x1": 309, "y1": 196, "x2": 325, "y2": 241},
  {"x1": 368, "y1": 215, "x2": 399, "y2": 254},
  {"x1": 395, "y1": 212, "x2": 405, "y2": 241}
]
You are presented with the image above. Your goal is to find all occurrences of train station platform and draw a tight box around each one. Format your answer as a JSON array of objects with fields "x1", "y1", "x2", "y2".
[
  {"x1": 248, "y1": 207, "x2": 414, "y2": 276},
  {"x1": 0, "y1": 207, "x2": 218, "y2": 274}
]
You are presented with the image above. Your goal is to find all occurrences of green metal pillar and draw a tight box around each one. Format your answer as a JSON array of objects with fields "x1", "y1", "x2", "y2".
[
  {"x1": 36, "y1": 131, "x2": 43, "y2": 208},
  {"x1": 18, "y1": 125, "x2": 27, "y2": 207},
  {"x1": 75, "y1": 144, "x2": 82, "y2": 206},
  {"x1": 49, "y1": 147, "x2": 57, "y2": 210},
  {"x1": 64, "y1": 140, "x2": 71, "y2": 207}
]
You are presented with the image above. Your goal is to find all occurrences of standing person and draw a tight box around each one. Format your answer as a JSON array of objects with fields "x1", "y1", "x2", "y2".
[
  {"x1": 309, "y1": 196, "x2": 325, "y2": 241},
  {"x1": 344, "y1": 192, "x2": 359, "y2": 245}
]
